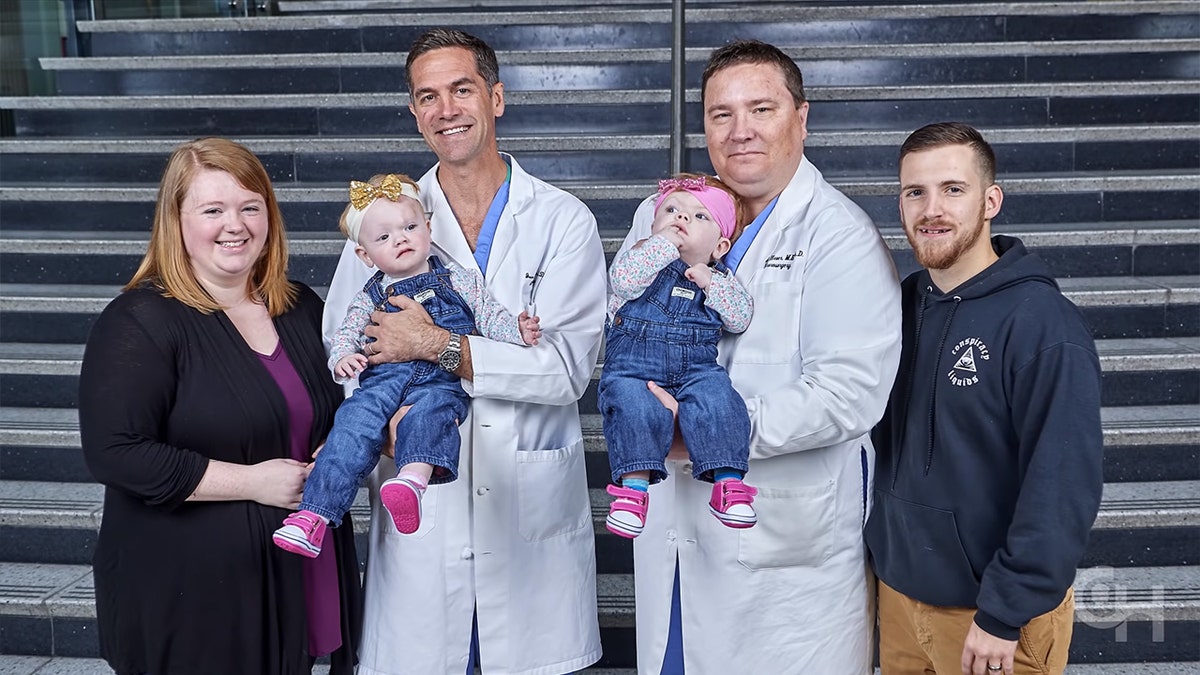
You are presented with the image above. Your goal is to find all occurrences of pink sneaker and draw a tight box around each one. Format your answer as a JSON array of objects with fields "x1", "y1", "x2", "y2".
[
  {"x1": 380, "y1": 476, "x2": 425, "y2": 535},
  {"x1": 606, "y1": 484, "x2": 649, "y2": 539},
  {"x1": 709, "y1": 478, "x2": 758, "y2": 528},
  {"x1": 273, "y1": 510, "x2": 326, "y2": 558}
]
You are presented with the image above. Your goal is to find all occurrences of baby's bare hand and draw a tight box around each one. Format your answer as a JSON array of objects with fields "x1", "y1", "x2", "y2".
[
  {"x1": 335, "y1": 353, "x2": 368, "y2": 379},
  {"x1": 659, "y1": 228, "x2": 685, "y2": 248},
  {"x1": 684, "y1": 263, "x2": 713, "y2": 289},
  {"x1": 519, "y1": 310, "x2": 542, "y2": 346}
]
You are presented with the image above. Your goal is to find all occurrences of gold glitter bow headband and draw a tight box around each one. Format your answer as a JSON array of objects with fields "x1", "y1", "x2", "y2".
[
  {"x1": 349, "y1": 174, "x2": 419, "y2": 211},
  {"x1": 344, "y1": 173, "x2": 422, "y2": 244}
]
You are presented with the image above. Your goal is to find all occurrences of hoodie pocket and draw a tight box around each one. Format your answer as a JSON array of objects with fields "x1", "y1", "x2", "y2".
[{"x1": 866, "y1": 490, "x2": 979, "y2": 607}]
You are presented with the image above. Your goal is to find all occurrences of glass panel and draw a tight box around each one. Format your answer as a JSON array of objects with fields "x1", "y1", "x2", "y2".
[{"x1": 0, "y1": 1, "x2": 63, "y2": 100}]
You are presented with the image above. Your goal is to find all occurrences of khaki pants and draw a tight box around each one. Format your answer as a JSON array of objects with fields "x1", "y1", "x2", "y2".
[{"x1": 878, "y1": 580, "x2": 1074, "y2": 675}]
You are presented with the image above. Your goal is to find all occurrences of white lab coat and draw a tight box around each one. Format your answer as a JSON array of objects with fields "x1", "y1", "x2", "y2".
[
  {"x1": 622, "y1": 157, "x2": 902, "y2": 675},
  {"x1": 322, "y1": 155, "x2": 606, "y2": 675}
]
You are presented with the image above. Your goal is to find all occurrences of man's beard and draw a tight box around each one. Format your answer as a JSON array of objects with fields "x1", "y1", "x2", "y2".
[{"x1": 905, "y1": 203, "x2": 987, "y2": 270}]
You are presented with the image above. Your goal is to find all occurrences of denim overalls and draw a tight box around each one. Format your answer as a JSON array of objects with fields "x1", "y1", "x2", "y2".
[
  {"x1": 299, "y1": 255, "x2": 477, "y2": 525},
  {"x1": 598, "y1": 258, "x2": 750, "y2": 484}
]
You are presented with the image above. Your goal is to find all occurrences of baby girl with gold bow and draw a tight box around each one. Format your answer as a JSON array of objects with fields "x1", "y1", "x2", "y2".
[
  {"x1": 273, "y1": 173, "x2": 540, "y2": 558},
  {"x1": 599, "y1": 173, "x2": 758, "y2": 539}
]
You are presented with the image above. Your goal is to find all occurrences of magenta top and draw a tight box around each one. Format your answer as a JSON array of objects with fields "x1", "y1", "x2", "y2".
[{"x1": 257, "y1": 341, "x2": 342, "y2": 657}]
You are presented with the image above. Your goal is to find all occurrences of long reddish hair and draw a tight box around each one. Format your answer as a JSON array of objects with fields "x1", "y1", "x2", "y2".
[{"x1": 126, "y1": 137, "x2": 296, "y2": 316}]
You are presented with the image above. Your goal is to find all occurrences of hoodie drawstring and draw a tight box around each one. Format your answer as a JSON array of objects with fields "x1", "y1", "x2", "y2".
[{"x1": 924, "y1": 295, "x2": 962, "y2": 475}]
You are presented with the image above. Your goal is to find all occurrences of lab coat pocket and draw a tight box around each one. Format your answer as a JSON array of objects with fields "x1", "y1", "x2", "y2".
[
  {"x1": 737, "y1": 481, "x2": 835, "y2": 570},
  {"x1": 727, "y1": 282, "x2": 800, "y2": 365},
  {"x1": 515, "y1": 440, "x2": 591, "y2": 541}
]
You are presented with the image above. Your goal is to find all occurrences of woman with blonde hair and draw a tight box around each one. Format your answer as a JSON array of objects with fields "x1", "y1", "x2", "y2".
[{"x1": 79, "y1": 137, "x2": 362, "y2": 675}]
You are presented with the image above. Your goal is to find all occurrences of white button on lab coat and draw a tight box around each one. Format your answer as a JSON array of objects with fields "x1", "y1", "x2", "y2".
[{"x1": 323, "y1": 155, "x2": 606, "y2": 675}]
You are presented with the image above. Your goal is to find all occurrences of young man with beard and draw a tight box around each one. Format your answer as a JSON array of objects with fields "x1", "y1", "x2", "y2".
[{"x1": 865, "y1": 122, "x2": 1104, "y2": 675}]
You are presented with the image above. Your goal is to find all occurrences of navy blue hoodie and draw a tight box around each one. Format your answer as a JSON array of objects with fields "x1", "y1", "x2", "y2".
[{"x1": 866, "y1": 235, "x2": 1103, "y2": 640}]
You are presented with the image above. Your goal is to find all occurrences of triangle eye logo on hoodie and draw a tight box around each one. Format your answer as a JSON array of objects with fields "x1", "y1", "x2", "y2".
[
  {"x1": 947, "y1": 337, "x2": 990, "y2": 387},
  {"x1": 953, "y1": 347, "x2": 977, "y2": 373}
]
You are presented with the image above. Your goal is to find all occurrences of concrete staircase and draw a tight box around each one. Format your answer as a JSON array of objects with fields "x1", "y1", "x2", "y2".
[{"x1": 0, "y1": 1, "x2": 1196, "y2": 672}]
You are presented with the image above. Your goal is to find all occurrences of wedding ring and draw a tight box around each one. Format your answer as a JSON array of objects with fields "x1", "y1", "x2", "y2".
[
  {"x1": 987, "y1": 665, "x2": 1002, "y2": 672},
  {"x1": 366, "y1": 342, "x2": 376, "y2": 356}
]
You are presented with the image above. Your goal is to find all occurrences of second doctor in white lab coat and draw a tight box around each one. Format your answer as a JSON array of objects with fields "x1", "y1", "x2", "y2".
[
  {"x1": 620, "y1": 41, "x2": 902, "y2": 674},
  {"x1": 323, "y1": 153, "x2": 606, "y2": 675}
]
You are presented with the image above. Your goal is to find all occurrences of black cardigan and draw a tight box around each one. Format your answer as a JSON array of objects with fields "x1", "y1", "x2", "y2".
[{"x1": 79, "y1": 282, "x2": 362, "y2": 675}]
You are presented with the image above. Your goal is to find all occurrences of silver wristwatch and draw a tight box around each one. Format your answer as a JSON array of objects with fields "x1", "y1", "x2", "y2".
[{"x1": 437, "y1": 333, "x2": 463, "y2": 372}]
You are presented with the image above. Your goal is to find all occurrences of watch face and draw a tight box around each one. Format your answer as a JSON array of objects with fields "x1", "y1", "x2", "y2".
[
  {"x1": 439, "y1": 335, "x2": 462, "y2": 371},
  {"x1": 439, "y1": 351, "x2": 461, "y2": 371}
]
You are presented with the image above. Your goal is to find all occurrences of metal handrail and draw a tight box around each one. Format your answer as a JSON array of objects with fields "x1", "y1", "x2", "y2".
[{"x1": 669, "y1": 0, "x2": 686, "y2": 175}]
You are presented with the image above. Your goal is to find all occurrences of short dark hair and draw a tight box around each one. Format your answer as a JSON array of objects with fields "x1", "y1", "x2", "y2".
[
  {"x1": 406, "y1": 28, "x2": 500, "y2": 93},
  {"x1": 701, "y1": 39, "x2": 806, "y2": 110},
  {"x1": 899, "y1": 122, "x2": 997, "y2": 185}
]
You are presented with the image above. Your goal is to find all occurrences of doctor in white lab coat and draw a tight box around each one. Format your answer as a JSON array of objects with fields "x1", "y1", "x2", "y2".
[
  {"x1": 322, "y1": 30, "x2": 605, "y2": 675},
  {"x1": 619, "y1": 41, "x2": 902, "y2": 674}
]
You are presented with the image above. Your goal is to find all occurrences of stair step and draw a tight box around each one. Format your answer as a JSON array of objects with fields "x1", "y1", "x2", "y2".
[
  {"x1": 1, "y1": 338, "x2": 1195, "y2": 405},
  {"x1": 4, "y1": 127, "x2": 1197, "y2": 185},
  {"x1": 72, "y1": 1, "x2": 1200, "y2": 35},
  {"x1": 5, "y1": 125, "x2": 1199, "y2": 151},
  {"x1": 3, "y1": 222, "x2": 1195, "y2": 288},
  {"x1": 1057, "y1": 275, "x2": 1200, "y2": 307},
  {"x1": 2, "y1": 478, "x2": 1194, "y2": 533},
  {"x1": 272, "y1": 0, "x2": 1196, "y2": 22},
  {"x1": 11, "y1": 93, "x2": 1196, "y2": 146},
  {"x1": 1, "y1": 404, "x2": 1195, "y2": 464},
  {"x1": 4, "y1": 173, "x2": 1196, "y2": 201},
  {"x1": 2, "y1": 334, "x2": 1194, "y2": 410},
  {"x1": 1, "y1": 173, "x2": 1197, "y2": 241},
  {"x1": 2, "y1": 220, "x2": 1196, "y2": 253},
  {"x1": 276, "y1": 0, "x2": 723, "y2": 10},
  {"x1": 37, "y1": 50, "x2": 1198, "y2": 96},
  {"x1": 36, "y1": 39, "x2": 1200, "y2": 73},
  {"x1": 1098, "y1": 405, "x2": 1200, "y2": 447},
  {"x1": 4, "y1": 81, "x2": 1198, "y2": 111},
  {"x1": 2, "y1": 401, "x2": 1190, "y2": 480},
  {"x1": 0, "y1": 561, "x2": 1194, "y2": 648},
  {"x1": 1, "y1": 276, "x2": 1194, "y2": 315},
  {"x1": 1, "y1": 337, "x2": 1194, "y2": 378}
]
